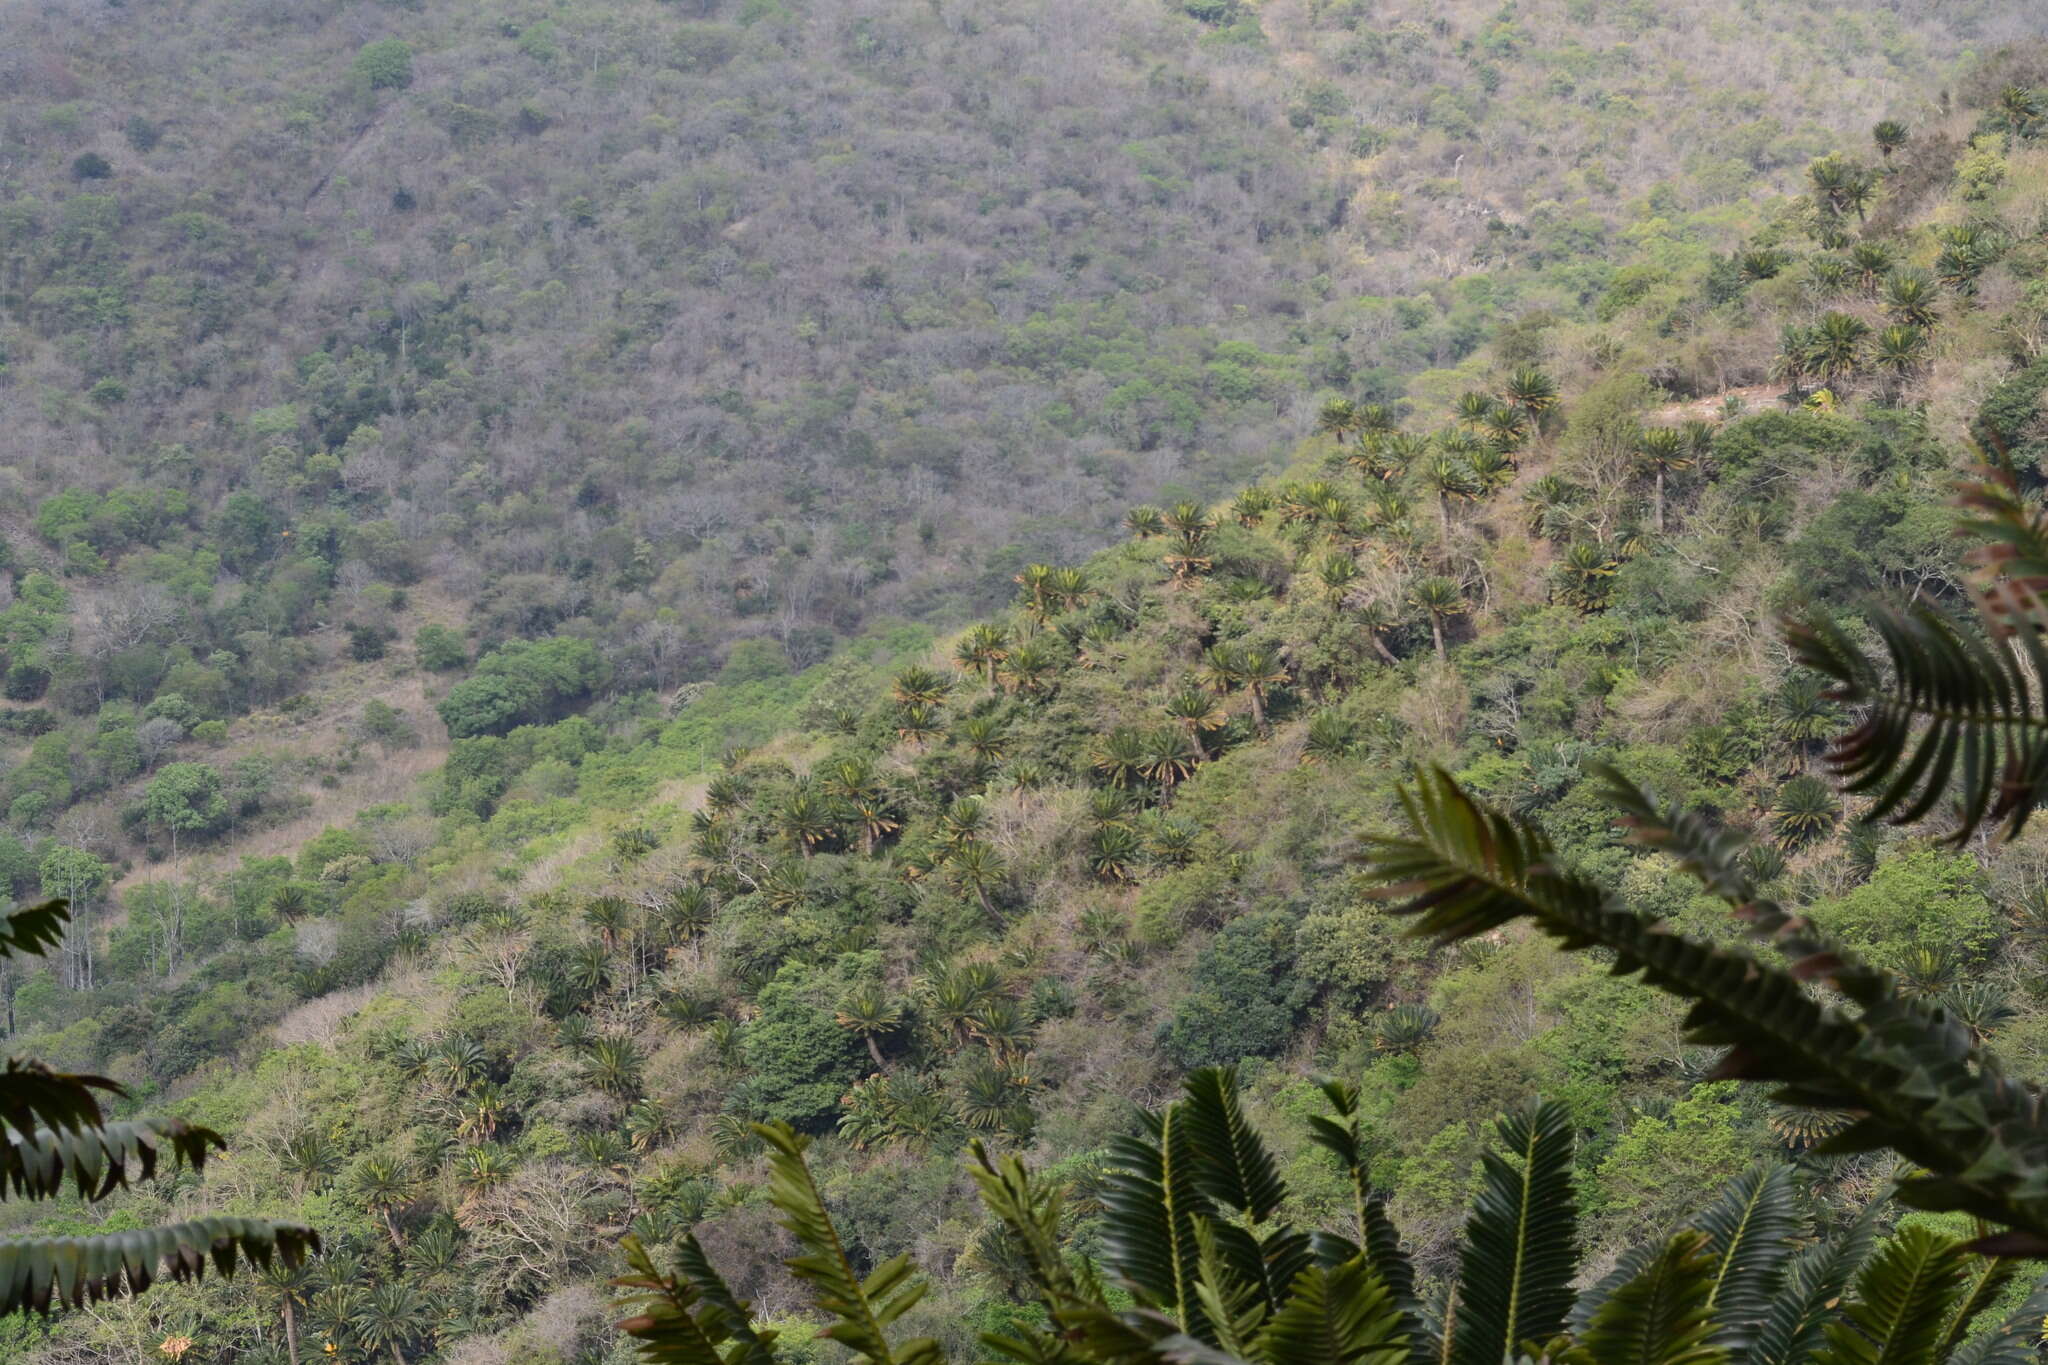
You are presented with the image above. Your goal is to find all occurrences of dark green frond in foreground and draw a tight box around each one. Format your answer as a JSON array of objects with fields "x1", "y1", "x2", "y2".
[
  {"x1": 0, "y1": 1117, "x2": 224, "y2": 1204},
  {"x1": 1363, "y1": 766, "x2": 2048, "y2": 1251},
  {"x1": 0, "y1": 1216, "x2": 320, "y2": 1314},
  {"x1": 1566, "y1": 1232, "x2": 1726, "y2": 1365},
  {"x1": 1451, "y1": 1100, "x2": 1577, "y2": 1365}
]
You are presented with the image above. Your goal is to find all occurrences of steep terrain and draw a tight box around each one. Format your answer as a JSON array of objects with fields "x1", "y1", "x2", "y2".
[{"x1": 6, "y1": 4, "x2": 2048, "y2": 1363}]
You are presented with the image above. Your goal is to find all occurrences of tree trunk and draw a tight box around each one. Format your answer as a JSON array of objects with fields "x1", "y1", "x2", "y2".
[
  {"x1": 1431, "y1": 614, "x2": 1447, "y2": 662},
  {"x1": 974, "y1": 883, "x2": 1005, "y2": 928},
  {"x1": 1653, "y1": 467, "x2": 1665, "y2": 534},
  {"x1": 1437, "y1": 493, "x2": 1450, "y2": 539},
  {"x1": 1368, "y1": 633, "x2": 1398, "y2": 665},
  {"x1": 384, "y1": 1206, "x2": 403, "y2": 1252},
  {"x1": 1186, "y1": 726, "x2": 1207, "y2": 761},
  {"x1": 1249, "y1": 688, "x2": 1266, "y2": 736},
  {"x1": 282, "y1": 1297, "x2": 300, "y2": 1363},
  {"x1": 865, "y1": 1034, "x2": 887, "y2": 1072}
]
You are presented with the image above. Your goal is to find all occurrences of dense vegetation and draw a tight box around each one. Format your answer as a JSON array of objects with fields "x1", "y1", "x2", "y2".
[{"x1": 7, "y1": 2, "x2": 2048, "y2": 1361}]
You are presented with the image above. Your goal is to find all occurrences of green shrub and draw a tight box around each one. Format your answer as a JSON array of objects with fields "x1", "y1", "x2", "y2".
[{"x1": 352, "y1": 38, "x2": 415, "y2": 91}]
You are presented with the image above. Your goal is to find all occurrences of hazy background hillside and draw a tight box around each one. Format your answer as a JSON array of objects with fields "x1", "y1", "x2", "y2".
[
  {"x1": 4, "y1": 0, "x2": 2039, "y2": 665},
  {"x1": 7, "y1": 1, "x2": 2048, "y2": 1361}
]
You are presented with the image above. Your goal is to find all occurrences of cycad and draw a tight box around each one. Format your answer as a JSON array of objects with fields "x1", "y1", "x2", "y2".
[
  {"x1": 618, "y1": 1068, "x2": 2048, "y2": 1365},
  {"x1": 1407, "y1": 576, "x2": 1467, "y2": 660},
  {"x1": 0, "y1": 903, "x2": 321, "y2": 1312}
]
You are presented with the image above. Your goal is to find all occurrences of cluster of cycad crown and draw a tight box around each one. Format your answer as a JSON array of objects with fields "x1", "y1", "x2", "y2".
[{"x1": 611, "y1": 455, "x2": 2048, "y2": 1365}]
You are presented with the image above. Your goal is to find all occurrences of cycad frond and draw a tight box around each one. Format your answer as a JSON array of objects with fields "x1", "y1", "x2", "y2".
[
  {"x1": 1946, "y1": 1274, "x2": 2048, "y2": 1365},
  {"x1": 1785, "y1": 602, "x2": 2048, "y2": 843},
  {"x1": 1304, "y1": 1081, "x2": 1418, "y2": 1313},
  {"x1": 0, "y1": 1117, "x2": 224, "y2": 1203},
  {"x1": 1179, "y1": 1068, "x2": 1285, "y2": 1224},
  {"x1": 1748, "y1": 1199, "x2": 1881, "y2": 1365},
  {"x1": 1568, "y1": 1232, "x2": 1725, "y2": 1365},
  {"x1": 1451, "y1": 1100, "x2": 1577, "y2": 1365},
  {"x1": 1364, "y1": 767, "x2": 2048, "y2": 1249},
  {"x1": 1260, "y1": 1256, "x2": 1409, "y2": 1365},
  {"x1": 1810, "y1": 1226, "x2": 1971, "y2": 1365},
  {"x1": 1689, "y1": 1164, "x2": 1800, "y2": 1347},
  {"x1": 0, "y1": 1216, "x2": 320, "y2": 1313},
  {"x1": 0, "y1": 900, "x2": 68, "y2": 962},
  {"x1": 0, "y1": 1060, "x2": 122, "y2": 1144},
  {"x1": 756, "y1": 1122, "x2": 940, "y2": 1365}
]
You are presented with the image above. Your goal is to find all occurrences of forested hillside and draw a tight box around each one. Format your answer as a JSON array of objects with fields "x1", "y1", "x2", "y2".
[{"x1": 8, "y1": 1, "x2": 2048, "y2": 1362}]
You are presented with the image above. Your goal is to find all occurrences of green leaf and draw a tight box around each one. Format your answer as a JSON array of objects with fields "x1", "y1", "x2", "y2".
[
  {"x1": 1946, "y1": 1272, "x2": 2048, "y2": 1365},
  {"x1": 611, "y1": 1234, "x2": 734, "y2": 1365},
  {"x1": 1364, "y1": 769, "x2": 2048, "y2": 1248},
  {"x1": 1180, "y1": 1068, "x2": 1286, "y2": 1224},
  {"x1": 1690, "y1": 1165, "x2": 1801, "y2": 1347},
  {"x1": 1784, "y1": 602, "x2": 2048, "y2": 844},
  {"x1": 0, "y1": 900, "x2": 68, "y2": 962},
  {"x1": 0, "y1": 1060, "x2": 122, "y2": 1143},
  {"x1": 1259, "y1": 1257, "x2": 1410, "y2": 1365},
  {"x1": 1812, "y1": 1226, "x2": 1972, "y2": 1365},
  {"x1": 2, "y1": 1117, "x2": 223, "y2": 1203},
  {"x1": 756, "y1": 1121, "x2": 940, "y2": 1365},
  {"x1": 1746, "y1": 1198, "x2": 1881, "y2": 1365},
  {"x1": 1451, "y1": 1100, "x2": 1578, "y2": 1365},
  {"x1": 1103, "y1": 1102, "x2": 1214, "y2": 1337},
  {"x1": 0, "y1": 1215, "x2": 319, "y2": 1313},
  {"x1": 1568, "y1": 1232, "x2": 1726, "y2": 1365}
]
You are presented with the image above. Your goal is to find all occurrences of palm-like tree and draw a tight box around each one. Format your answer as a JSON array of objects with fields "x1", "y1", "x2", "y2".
[
  {"x1": 1848, "y1": 240, "x2": 1893, "y2": 293},
  {"x1": 1315, "y1": 396, "x2": 1361, "y2": 444},
  {"x1": 1301, "y1": 710, "x2": 1359, "y2": 764},
  {"x1": 953, "y1": 623, "x2": 1009, "y2": 688},
  {"x1": 1557, "y1": 541, "x2": 1621, "y2": 614},
  {"x1": 257, "y1": 1256, "x2": 311, "y2": 1363},
  {"x1": 834, "y1": 985, "x2": 902, "y2": 1071},
  {"x1": 781, "y1": 782, "x2": 840, "y2": 858},
  {"x1": 269, "y1": 883, "x2": 312, "y2": 924},
  {"x1": 1090, "y1": 727, "x2": 1148, "y2": 789},
  {"x1": 1739, "y1": 247, "x2": 1787, "y2": 281},
  {"x1": 584, "y1": 894, "x2": 630, "y2": 951},
  {"x1": 1467, "y1": 444, "x2": 1514, "y2": 496},
  {"x1": 895, "y1": 701, "x2": 945, "y2": 748},
  {"x1": 1014, "y1": 564, "x2": 1057, "y2": 622},
  {"x1": 950, "y1": 840, "x2": 1009, "y2": 926},
  {"x1": 891, "y1": 665, "x2": 953, "y2": 708},
  {"x1": 1523, "y1": 472, "x2": 1580, "y2": 541},
  {"x1": 1122, "y1": 505, "x2": 1166, "y2": 538},
  {"x1": 1088, "y1": 822, "x2": 1141, "y2": 883},
  {"x1": 1407, "y1": 576, "x2": 1467, "y2": 660},
  {"x1": 1772, "y1": 774, "x2": 1840, "y2": 846},
  {"x1": 1162, "y1": 686, "x2": 1226, "y2": 760},
  {"x1": 1997, "y1": 83, "x2": 2043, "y2": 137},
  {"x1": 1138, "y1": 726, "x2": 1199, "y2": 799},
  {"x1": 1001, "y1": 636, "x2": 1060, "y2": 695},
  {"x1": 582, "y1": 1035, "x2": 644, "y2": 1098},
  {"x1": 1633, "y1": 426, "x2": 1692, "y2": 533},
  {"x1": 1873, "y1": 323, "x2": 1926, "y2": 398},
  {"x1": 1315, "y1": 551, "x2": 1359, "y2": 603},
  {"x1": 1808, "y1": 310, "x2": 1871, "y2": 384},
  {"x1": 352, "y1": 1280, "x2": 429, "y2": 1365},
  {"x1": 1502, "y1": 365, "x2": 1560, "y2": 418},
  {"x1": 1873, "y1": 118, "x2": 1907, "y2": 159},
  {"x1": 956, "y1": 714, "x2": 1008, "y2": 767},
  {"x1": 1885, "y1": 268, "x2": 1939, "y2": 327},
  {"x1": 621, "y1": 1070, "x2": 2048, "y2": 1365},
  {"x1": 657, "y1": 883, "x2": 716, "y2": 949},
  {"x1": 350, "y1": 1155, "x2": 413, "y2": 1252},
  {"x1": 1229, "y1": 487, "x2": 1273, "y2": 527},
  {"x1": 1416, "y1": 452, "x2": 1478, "y2": 536},
  {"x1": 1233, "y1": 646, "x2": 1287, "y2": 736}
]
